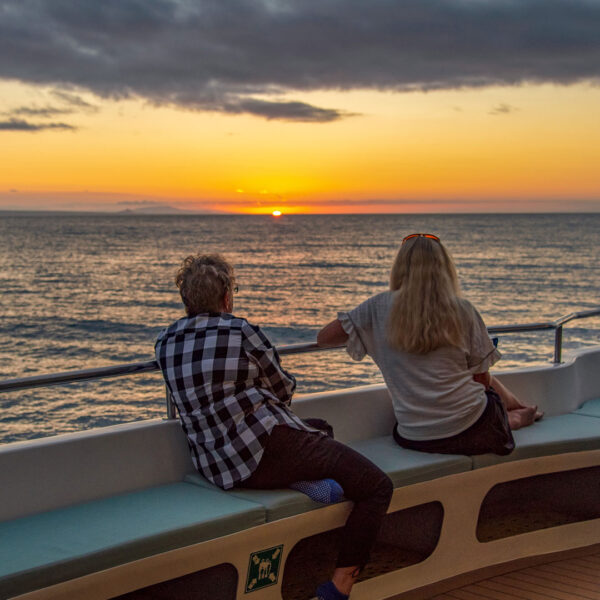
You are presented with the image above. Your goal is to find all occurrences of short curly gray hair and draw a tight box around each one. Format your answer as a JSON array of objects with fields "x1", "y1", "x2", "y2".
[{"x1": 175, "y1": 254, "x2": 235, "y2": 316}]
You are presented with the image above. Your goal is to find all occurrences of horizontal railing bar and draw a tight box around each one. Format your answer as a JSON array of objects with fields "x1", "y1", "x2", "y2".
[
  {"x1": 1, "y1": 308, "x2": 598, "y2": 393},
  {"x1": 554, "y1": 308, "x2": 600, "y2": 328},
  {"x1": 487, "y1": 322, "x2": 556, "y2": 334},
  {"x1": 0, "y1": 360, "x2": 159, "y2": 392},
  {"x1": 277, "y1": 342, "x2": 340, "y2": 355}
]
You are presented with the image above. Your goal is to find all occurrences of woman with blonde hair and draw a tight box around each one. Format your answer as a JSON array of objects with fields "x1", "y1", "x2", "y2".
[{"x1": 318, "y1": 234, "x2": 540, "y2": 456}]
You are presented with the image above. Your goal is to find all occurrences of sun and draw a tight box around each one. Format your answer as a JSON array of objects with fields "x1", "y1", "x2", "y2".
[{"x1": 272, "y1": 210, "x2": 282, "y2": 217}]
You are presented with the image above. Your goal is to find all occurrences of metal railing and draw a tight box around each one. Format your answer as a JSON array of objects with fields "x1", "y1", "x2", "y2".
[{"x1": 0, "y1": 308, "x2": 598, "y2": 419}]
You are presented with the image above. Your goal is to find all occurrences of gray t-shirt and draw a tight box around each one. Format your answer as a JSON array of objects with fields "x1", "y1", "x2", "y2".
[{"x1": 339, "y1": 292, "x2": 500, "y2": 441}]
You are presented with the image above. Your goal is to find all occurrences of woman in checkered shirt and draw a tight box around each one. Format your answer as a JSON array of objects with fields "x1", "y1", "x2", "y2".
[{"x1": 156, "y1": 253, "x2": 392, "y2": 600}]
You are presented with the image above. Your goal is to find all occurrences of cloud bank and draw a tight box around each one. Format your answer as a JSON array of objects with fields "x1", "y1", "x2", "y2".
[
  {"x1": 0, "y1": 118, "x2": 75, "y2": 131},
  {"x1": 1, "y1": 0, "x2": 599, "y2": 122}
]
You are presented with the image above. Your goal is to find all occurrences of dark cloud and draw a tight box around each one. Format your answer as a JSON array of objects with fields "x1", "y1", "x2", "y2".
[
  {"x1": 223, "y1": 98, "x2": 350, "y2": 122},
  {"x1": 490, "y1": 103, "x2": 518, "y2": 115},
  {"x1": 9, "y1": 106, "x2": 73, "y2": 118},
  {"x1": 0, "y1": 118, "x2": 76, "y2": 131},
  {"x1": 1, "y1": 0, "x2": 599, "y2": 122},
  {"x1": 50, "y1": 90, "x2": 98, "y2": 112}
]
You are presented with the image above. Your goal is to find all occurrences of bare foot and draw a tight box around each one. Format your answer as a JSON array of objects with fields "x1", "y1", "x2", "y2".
[
  {"x1": 507, "y1": 401, "x2": 543, "y2": 422},
  {"x1": 508, "y1": 406, "x2": 538, "y2": 430}
]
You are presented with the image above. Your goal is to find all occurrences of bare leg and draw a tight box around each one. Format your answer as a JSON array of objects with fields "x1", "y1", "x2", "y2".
[{"x1": 489, "y1": 375, "x2": 543, "y2": 429}]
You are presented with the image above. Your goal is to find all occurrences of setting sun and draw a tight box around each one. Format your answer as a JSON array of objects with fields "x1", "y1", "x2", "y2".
[{"x1": 272, "y1": 210, "x2": 282, "y2": 217}]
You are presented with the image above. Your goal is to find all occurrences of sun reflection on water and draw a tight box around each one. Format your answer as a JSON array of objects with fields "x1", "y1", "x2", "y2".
[{"x1": 0, "y1": 213, "x2": 598, "y2": 443}]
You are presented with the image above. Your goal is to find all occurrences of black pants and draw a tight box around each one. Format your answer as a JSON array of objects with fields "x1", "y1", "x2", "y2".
[{"x1": 239, "y1": 423, "x2": 393, "y2": 568}]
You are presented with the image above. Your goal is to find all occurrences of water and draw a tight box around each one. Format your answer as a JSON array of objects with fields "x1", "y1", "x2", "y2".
[{"x1": 0, "y1": 213, "x2": 598, "y2": 444}]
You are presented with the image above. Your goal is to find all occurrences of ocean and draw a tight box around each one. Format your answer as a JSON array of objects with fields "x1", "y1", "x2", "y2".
[{"x1": 0, "y1": 212, "x2": 598, "y2": 444}]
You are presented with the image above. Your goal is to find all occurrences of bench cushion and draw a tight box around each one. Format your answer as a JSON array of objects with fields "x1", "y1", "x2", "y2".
[
  {"x1": 574, "y1": 398, "x2": 600, "y2": 418},
  {"x1": 472, "y1": 413, "x2": 600, "y2": 468},
  {"x1": 184, "y1": 472, "x2": 325, "y2": 522},
  {"x1": 0, "y1": 482, "x2": 265, "y2": 599},
  {"x1": 348, "y1": 436, "x2": 473, "y2": 487},
  {"x1": 185, "y1": 437, "x2": 472, "y2": 518}
]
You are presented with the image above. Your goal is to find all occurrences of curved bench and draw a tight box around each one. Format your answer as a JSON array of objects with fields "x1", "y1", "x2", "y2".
[
  {"x1": 574, "y1": 397, "x2": 600, "y2": 418},
  {"x1": 184, "y1": 446, "x2": 472, "y2": 522},
  {"x1": 183, "y1": 401, "x2": 600, "y2": 521},
  {"x1": 1, "y1": 393, "x2": 599, "y2": 599},
  {"x1": 0, "y1": 483, "x2": 264, "y2": 599},
  {"x1": 473, "y1": 409, "x2": 600, "y2": 468}
]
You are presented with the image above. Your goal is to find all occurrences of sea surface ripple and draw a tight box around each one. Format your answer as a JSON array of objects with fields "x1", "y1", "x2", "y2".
[{"x1": 0, "y1": 213, "x2": 598, "y2": 443}]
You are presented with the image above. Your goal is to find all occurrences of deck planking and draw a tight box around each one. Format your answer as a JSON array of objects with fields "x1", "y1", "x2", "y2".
[{"x1": 430, "y1": 551, "x2": 600, "y2": 600}]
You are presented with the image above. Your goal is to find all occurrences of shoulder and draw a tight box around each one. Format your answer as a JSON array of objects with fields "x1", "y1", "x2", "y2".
[
  {"x1": 353, "y1": 290, "x2": 393, "y2": 311},
  {"x1": 353, "y1": 290, "x2": 393, "y2": 315},
  {"x1": 456, "y1": 297, "x2": 481, "y2": 322},
  {"x1": 156, "y1": 313, "x2": 246, "y2": 340},
  {"x1": 155, "y1": 315, "x2": 190, "y2": 343},
  {"x1": 235, "y1": 316, "x2": 269, "y2": 342},
  {"x1": 375, "y1": 289, "x2": 394, "y2": 305},
  {"x1": 456, "y1": 296, "x2": 475, "y2": 311},
  {"x1": 231, "y1": 315, "x2": 258, "y2": 334},
  {"x1": 343, "y1": 290, "x2": 392, "y2": 330},
  {"x1": 216, "y1": 312, "x2": 247, "y2": 329},
  {"x1": 456, "y1": 299, "x2": 492, "y2": 346}
]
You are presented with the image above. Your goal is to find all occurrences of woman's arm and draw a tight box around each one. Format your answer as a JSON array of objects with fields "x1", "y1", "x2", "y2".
[{"x1": 317, "y1": 319, "x2": 349, "y2": 347}]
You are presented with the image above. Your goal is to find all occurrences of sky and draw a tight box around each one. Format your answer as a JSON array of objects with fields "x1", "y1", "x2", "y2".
[{"x1": 1, "y1": 0, "x2": 599, "y2": 214}]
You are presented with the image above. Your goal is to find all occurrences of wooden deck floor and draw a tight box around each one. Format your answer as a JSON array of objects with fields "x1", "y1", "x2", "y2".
[{"x1": 430, "y1": 552, "x2": 600, "y2": 600}]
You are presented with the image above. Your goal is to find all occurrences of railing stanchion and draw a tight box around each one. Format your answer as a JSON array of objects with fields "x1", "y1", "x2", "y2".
[{"x1": 554, "y1": 326, "x2": 563, "y2": 364}]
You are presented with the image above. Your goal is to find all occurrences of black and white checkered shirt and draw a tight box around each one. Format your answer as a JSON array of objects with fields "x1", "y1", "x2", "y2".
[{"x1": 155, "y1": 312, "x2": 313, "y2": 489}]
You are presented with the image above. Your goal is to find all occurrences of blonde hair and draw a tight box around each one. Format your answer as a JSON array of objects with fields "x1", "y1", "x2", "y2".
[
  {"x1": 388, "y1": 236, "x2": 466, "y2": 354},
  {"x1": 176, "y1": 253, "x2": 235, "y2": 316}
]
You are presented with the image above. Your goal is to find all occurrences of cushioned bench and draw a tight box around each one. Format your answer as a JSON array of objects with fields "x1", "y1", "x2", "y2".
[
  {"x1": 3, "y1": 402, "x2": 600, "y2": 599},
  {"x1": 0, "y1": 482, "x2": 265, "y2": 599},
  {"x1": 472, "y1": 412, "x2": 600, "y2": 468},
  {"x1": 574, "y1": 398, "x2": 600, "y2": 418},
  {"x1": 184, "y1": 438, "x2": 472, "y2": 521},
  {"x1": 184, "y1": 472, "x2": 325, "y2": 522},
  {"x1": 184, "y1": 408, "x2": 600, "y2": 520},
  {"x1": 347, "y1": 436, "x2": 472, "y2": 487}
]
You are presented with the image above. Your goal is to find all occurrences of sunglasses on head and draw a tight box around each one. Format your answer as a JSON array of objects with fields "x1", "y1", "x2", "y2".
[{"x1": 402, "y1": 233, "x2": 440, "y2": 244}]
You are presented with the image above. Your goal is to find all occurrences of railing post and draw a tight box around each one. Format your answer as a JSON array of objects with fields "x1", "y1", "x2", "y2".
[
  {"x1": 553, "y1": 326, "x2": 563, "y2": 364},
  {"x1": 165, "y1": 386, "x2": 177, "y2": 419}
]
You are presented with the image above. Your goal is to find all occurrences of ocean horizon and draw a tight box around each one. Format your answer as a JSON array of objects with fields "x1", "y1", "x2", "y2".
[{"x1": 1, "y1": 212, "x2": 598, "y2": 444}]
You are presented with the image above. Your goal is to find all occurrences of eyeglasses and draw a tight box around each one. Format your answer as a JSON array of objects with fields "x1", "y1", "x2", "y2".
[{"x1": 402, "y1": 233, "x2": 440, "y2": 244}]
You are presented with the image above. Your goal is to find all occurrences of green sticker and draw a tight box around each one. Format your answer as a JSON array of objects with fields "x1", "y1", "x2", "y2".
[{"x1": 245, "y1": 544, "x2": 283, "y2": 593}]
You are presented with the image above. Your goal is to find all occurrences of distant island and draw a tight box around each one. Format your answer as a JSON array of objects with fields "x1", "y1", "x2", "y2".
[
  {"x1": 117, "y1": 205, "x2": 215, "y2": 215},
  {"x1": 0, "y1": 205, "x2": 227, "y2": 216}
]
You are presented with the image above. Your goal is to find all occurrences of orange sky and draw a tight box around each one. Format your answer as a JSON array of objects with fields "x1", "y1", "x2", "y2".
[{"x1": 1, "y1": 81, "x2": 599, "y2": 214}]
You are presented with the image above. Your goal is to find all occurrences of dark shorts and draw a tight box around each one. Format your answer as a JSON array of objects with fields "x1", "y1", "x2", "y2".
[{"x1": 393, "y1": 388, "x2": 515, "y2": 456}]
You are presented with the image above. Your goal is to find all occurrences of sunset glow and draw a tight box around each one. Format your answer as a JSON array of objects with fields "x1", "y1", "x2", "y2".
[{"x1": 1, "y1": 2, "x2": 599, "y2": 214}]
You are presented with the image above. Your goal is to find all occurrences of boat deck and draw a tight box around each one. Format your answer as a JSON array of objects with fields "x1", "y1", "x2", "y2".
[{"x1": 429, "y1": 551, "x2": 600, "y2": 600}]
